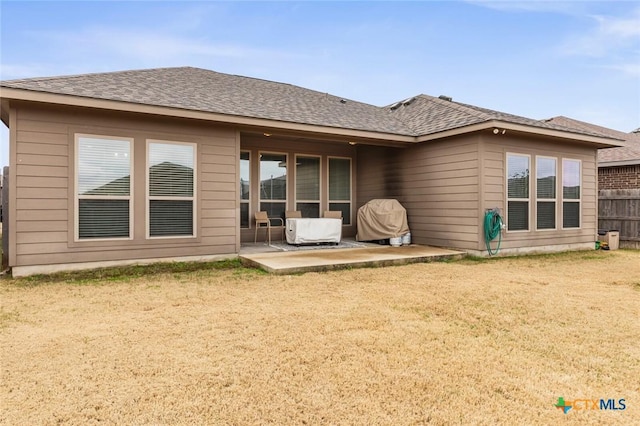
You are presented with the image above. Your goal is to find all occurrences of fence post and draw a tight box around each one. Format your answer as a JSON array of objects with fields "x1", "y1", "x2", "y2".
[{"x1": 2, "y1": 166, "x2": 9, "y2": 269}]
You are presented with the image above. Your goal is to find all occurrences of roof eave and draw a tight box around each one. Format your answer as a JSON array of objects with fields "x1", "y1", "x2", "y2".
[
  {"x1": 0, "y1": 98, "x2": 10, "y2": 127},
  {"x1": 598, "y1": 159, "x2": 640, "y2": 167},
  {"x1": 414, "y1": 120, "x2": 624, "y2": 147},
  {"x1": 0, "y1": 87, "x2": 416, "y2": 144}
]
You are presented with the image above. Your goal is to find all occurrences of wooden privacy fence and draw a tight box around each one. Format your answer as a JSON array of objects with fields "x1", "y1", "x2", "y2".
[{"x1": 598, "y1": 189, "x2": 640, "y2": 249}]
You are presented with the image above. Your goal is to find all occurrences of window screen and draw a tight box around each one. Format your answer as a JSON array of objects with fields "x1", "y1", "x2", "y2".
[
  {"x1": 240, "y1": 151, "x2": 250, "y2": 228},
  {"x1": 296, "y1": 156, "x2": 320, "y2": 218},
  {"x1": 507, "y1": 154, "x2": 530, "y2": 231},
  {"x1": 536, "y1": 157, "x2": 556, "y2": 230},
  {"x1": 329, "y1": 158, "x2": 351, "y2": 224},
  {"x1": 562, "y1": 159, "x2": 581, "y2": 229},
  {"x1": 260, "y1": 153, "x2": 287, "y2": 225},
  {"x1": 76, "y1": 136, "x2": 131, "y2": 239},
  {"x1": 148, "y1": 141, "x2": 195, "y2": 237}
]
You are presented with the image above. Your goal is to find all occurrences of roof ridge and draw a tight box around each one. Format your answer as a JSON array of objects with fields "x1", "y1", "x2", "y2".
[
  {"x1": 0, "y1": 66, "x2": 384, "y2": 112},
  {"x1": 382, "y1": 93, "x2": 491, "y2": 120},
  {"x1": 0, "y1": 66, "x2": 196, "y2": 84},
  {"x1": 543, "y1": 115, "x2": 632, "y2": 139},
  {"x1": 191, "y1": 67, "x2": 381, "y2": 108},
  {"x1": 570, "y1": 115, "x2": 632, "y2": 136},
  {"x1": 423, "y1": 94, "x2": 493, "y2": 121}
]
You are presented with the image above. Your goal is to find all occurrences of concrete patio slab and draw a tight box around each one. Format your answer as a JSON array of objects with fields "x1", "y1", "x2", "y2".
[{"x1": 239, "y1": 244, "x2": 465, "y2": 274}]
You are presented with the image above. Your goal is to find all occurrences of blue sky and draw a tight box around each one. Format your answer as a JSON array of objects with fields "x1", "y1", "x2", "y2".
[{"x1": 1, "y1": 1, "x2": 639, "y2": 167}]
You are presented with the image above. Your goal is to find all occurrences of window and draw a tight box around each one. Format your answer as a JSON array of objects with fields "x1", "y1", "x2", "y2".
[
  {"x1": 148, "y1": 141, "x2": 196, "y2": 237},
  {"x1": 240, "y1": 151, "x2": 250, "y2": 228},
  {"x1": 562, "y1": 159, "x2": 581, "y2": 228},
  {"x1": 506, "y1": 153, "x2": 530, "y2": 231},
  {"x1": 536, "y1": 157, "x2": 556, "y2": 230},
  {"x1": 76, "y1": 135, "x2": 132, "y2": 240},
  {"x1": 328, "y1": 157, "x2": 352, "y2": 225},
  {"x1": 296, "y1": 156, "x2": 320, "y2": 218},
  {"x1": 260, "y1": 153, "x2": 287, "y2": 225}
]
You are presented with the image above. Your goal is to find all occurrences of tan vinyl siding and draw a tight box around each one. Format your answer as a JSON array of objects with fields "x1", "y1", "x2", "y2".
[
  {"x1": 10, "y1": 102, "x2": 238, "y2": 268},
  {"x1": 357, "y1": 132, "x2": 598, "y2": 252},
  {"x1": 356, "y1": 146, "x2": 403, "y2": 206},
  {"x1": 397, "y1": 137, "x2": 480, "y2": 250},
  {"x1": 480, "y1": 132, "x2": 598, "y2": 251},
  {"x1": 15, "y1": 243, "x2": 236, "y2": 267},
  {"x1": 13, "y1": 106, "x2": 69, "y2": 266},
  {"x1": 7, "y1": 98, "x2": 605, "y2": 269}
]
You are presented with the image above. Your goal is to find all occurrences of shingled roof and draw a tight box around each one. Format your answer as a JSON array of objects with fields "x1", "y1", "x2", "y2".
[
  {"x1": 544, "y1": 116, "x2": 640, "y2": 165},
  {"x1": 0, "y1": 67, "x2": 413, "y2": 135},
  {"x1": 385, "y1": 94, "x2": 610, "y2": 138},
  {"x1": 0, "y1": 66, "x2": 622, "y2": 142}
]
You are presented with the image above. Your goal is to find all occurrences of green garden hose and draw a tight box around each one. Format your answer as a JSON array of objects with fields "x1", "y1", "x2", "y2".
[{"x1": 484, "y1": 209, "x2": 503, "y2": 256}]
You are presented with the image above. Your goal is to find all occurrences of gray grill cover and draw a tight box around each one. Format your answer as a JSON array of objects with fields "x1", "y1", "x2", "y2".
[{"x1": 356, "y1": 199, "x2": 409, "y2": 241}]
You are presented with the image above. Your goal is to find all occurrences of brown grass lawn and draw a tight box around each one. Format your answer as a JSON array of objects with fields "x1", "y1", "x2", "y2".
[{"x1": 1, "y1": 250, "x2": 639, "y2": 425}]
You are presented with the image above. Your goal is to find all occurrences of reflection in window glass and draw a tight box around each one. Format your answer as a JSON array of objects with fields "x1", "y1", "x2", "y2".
[
  {"x1": 77, "y1": 136, "x2": 131, "y2": 239},
  {"x1": 562, "y1": 159, "x2": 581, "y2": 228},
  {"x1": 507, "y1": 154, "x2": 529, "y2": 231},
  {"x1": 507, "y1": 155, "x2": 529, "y2": 199},
  {"x1": 329, "y1": 158, "x2": 351, "y2": 224},
  {"x1": 536, "y1": 157, "x2": 556, "y2": 230},
  {"x1": 296, "y1": 156, "x2": 320, "y2": 218},
  {"x1": 562, "y1": 159, "x2": 581, "y2": 199},
  {"x1": 148, "y1": 141, "x2": 195, "y2": 237},
  {"x1": 240, "y1": 151, "x2": 250, "y2": 228},
  {"x1": 260, "y1": 153, "x2": 287, "y2": 224},
  {"x1": 537, "y1": 157, "x2": 556, "y2": 199}
]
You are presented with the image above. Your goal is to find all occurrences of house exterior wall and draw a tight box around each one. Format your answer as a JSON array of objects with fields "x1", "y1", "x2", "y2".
[
  {"x1": 9, "y1": 102, "x2": 239, "y2": 275},
  {"x1": 354, "y1": 137, "x2": 481, "y2": 250},
  {"x1": 355, "y1": 145, "x2": 403, "y2": 206},
  {"x1": 355, "y1": 131, "x2": 600, "y2": 255},
  {"x1": 598, "y1": 165, "x2": 640, "y2": 190},
  {"x1": 480, "y1": 131, "x2": 598, "y2": 254},
  {"x1": 240, "y1": 135, "x2": 357, "y2": 242},
  {"x1": 397, "y1": 136, "x2": 481, "y2": 250},
  {"x1": 4, "y1": 99, "x2": 606, "y2": 275}
]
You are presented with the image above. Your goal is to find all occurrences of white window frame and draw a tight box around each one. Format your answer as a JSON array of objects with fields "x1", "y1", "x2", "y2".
[
  {"x1": 295, "y1": 154, "x2": 322, "y2": 218},
  {"x1": 74, "y1": 134, "x2": 133, "y2": 242},
  {"x1": 535, "y1": 156, "x2": 557, "y2": 231},
  {"x1": 505, "y1": 152, "x2": 531, "y2": 233},
  {"x1": 240, "y1": 150, "x2": 251, "y2": 229},
  {"x1": 258, "y1": 151, "x2": 288, "y2": 223},
  {"x1": 327, "y1": 156, "x2": 353, "y2": 226},
  {"x1": 146, "y1": 139, "x2": 197, "y2": 239},
  {"x1": 561, "y1": 158, "x2": 582, "y2": 230}
]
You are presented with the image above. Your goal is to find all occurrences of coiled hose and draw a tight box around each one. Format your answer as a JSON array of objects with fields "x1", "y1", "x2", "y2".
[{"x1": 484, "y1": 209, "x2": 503, "y2": 256}]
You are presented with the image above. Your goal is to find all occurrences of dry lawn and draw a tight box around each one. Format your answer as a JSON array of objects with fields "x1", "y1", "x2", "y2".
[{"x1": 1, "y1": 250, "x2": 639, "y2": 425}]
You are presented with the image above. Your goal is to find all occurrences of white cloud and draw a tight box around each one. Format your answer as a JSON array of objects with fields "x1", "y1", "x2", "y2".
[
  {"x1": 465, "y1": 0, "x2": 581, "y2": 14},
  {"x1": 597, "y1": 9, "x2": 640, "y2": 39},
  {"x1": 560, "y1": 8, "x2": 640, "y2": 57},
  {"x1": 29, "y1": 26, "x2": 296, "y2": 62},
  {"x1": 469, "y1": 1, "x2": 639, "y2": 60},
  {"x1": 601, "y1": 62, "x2": 640, "y2": 78}
]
